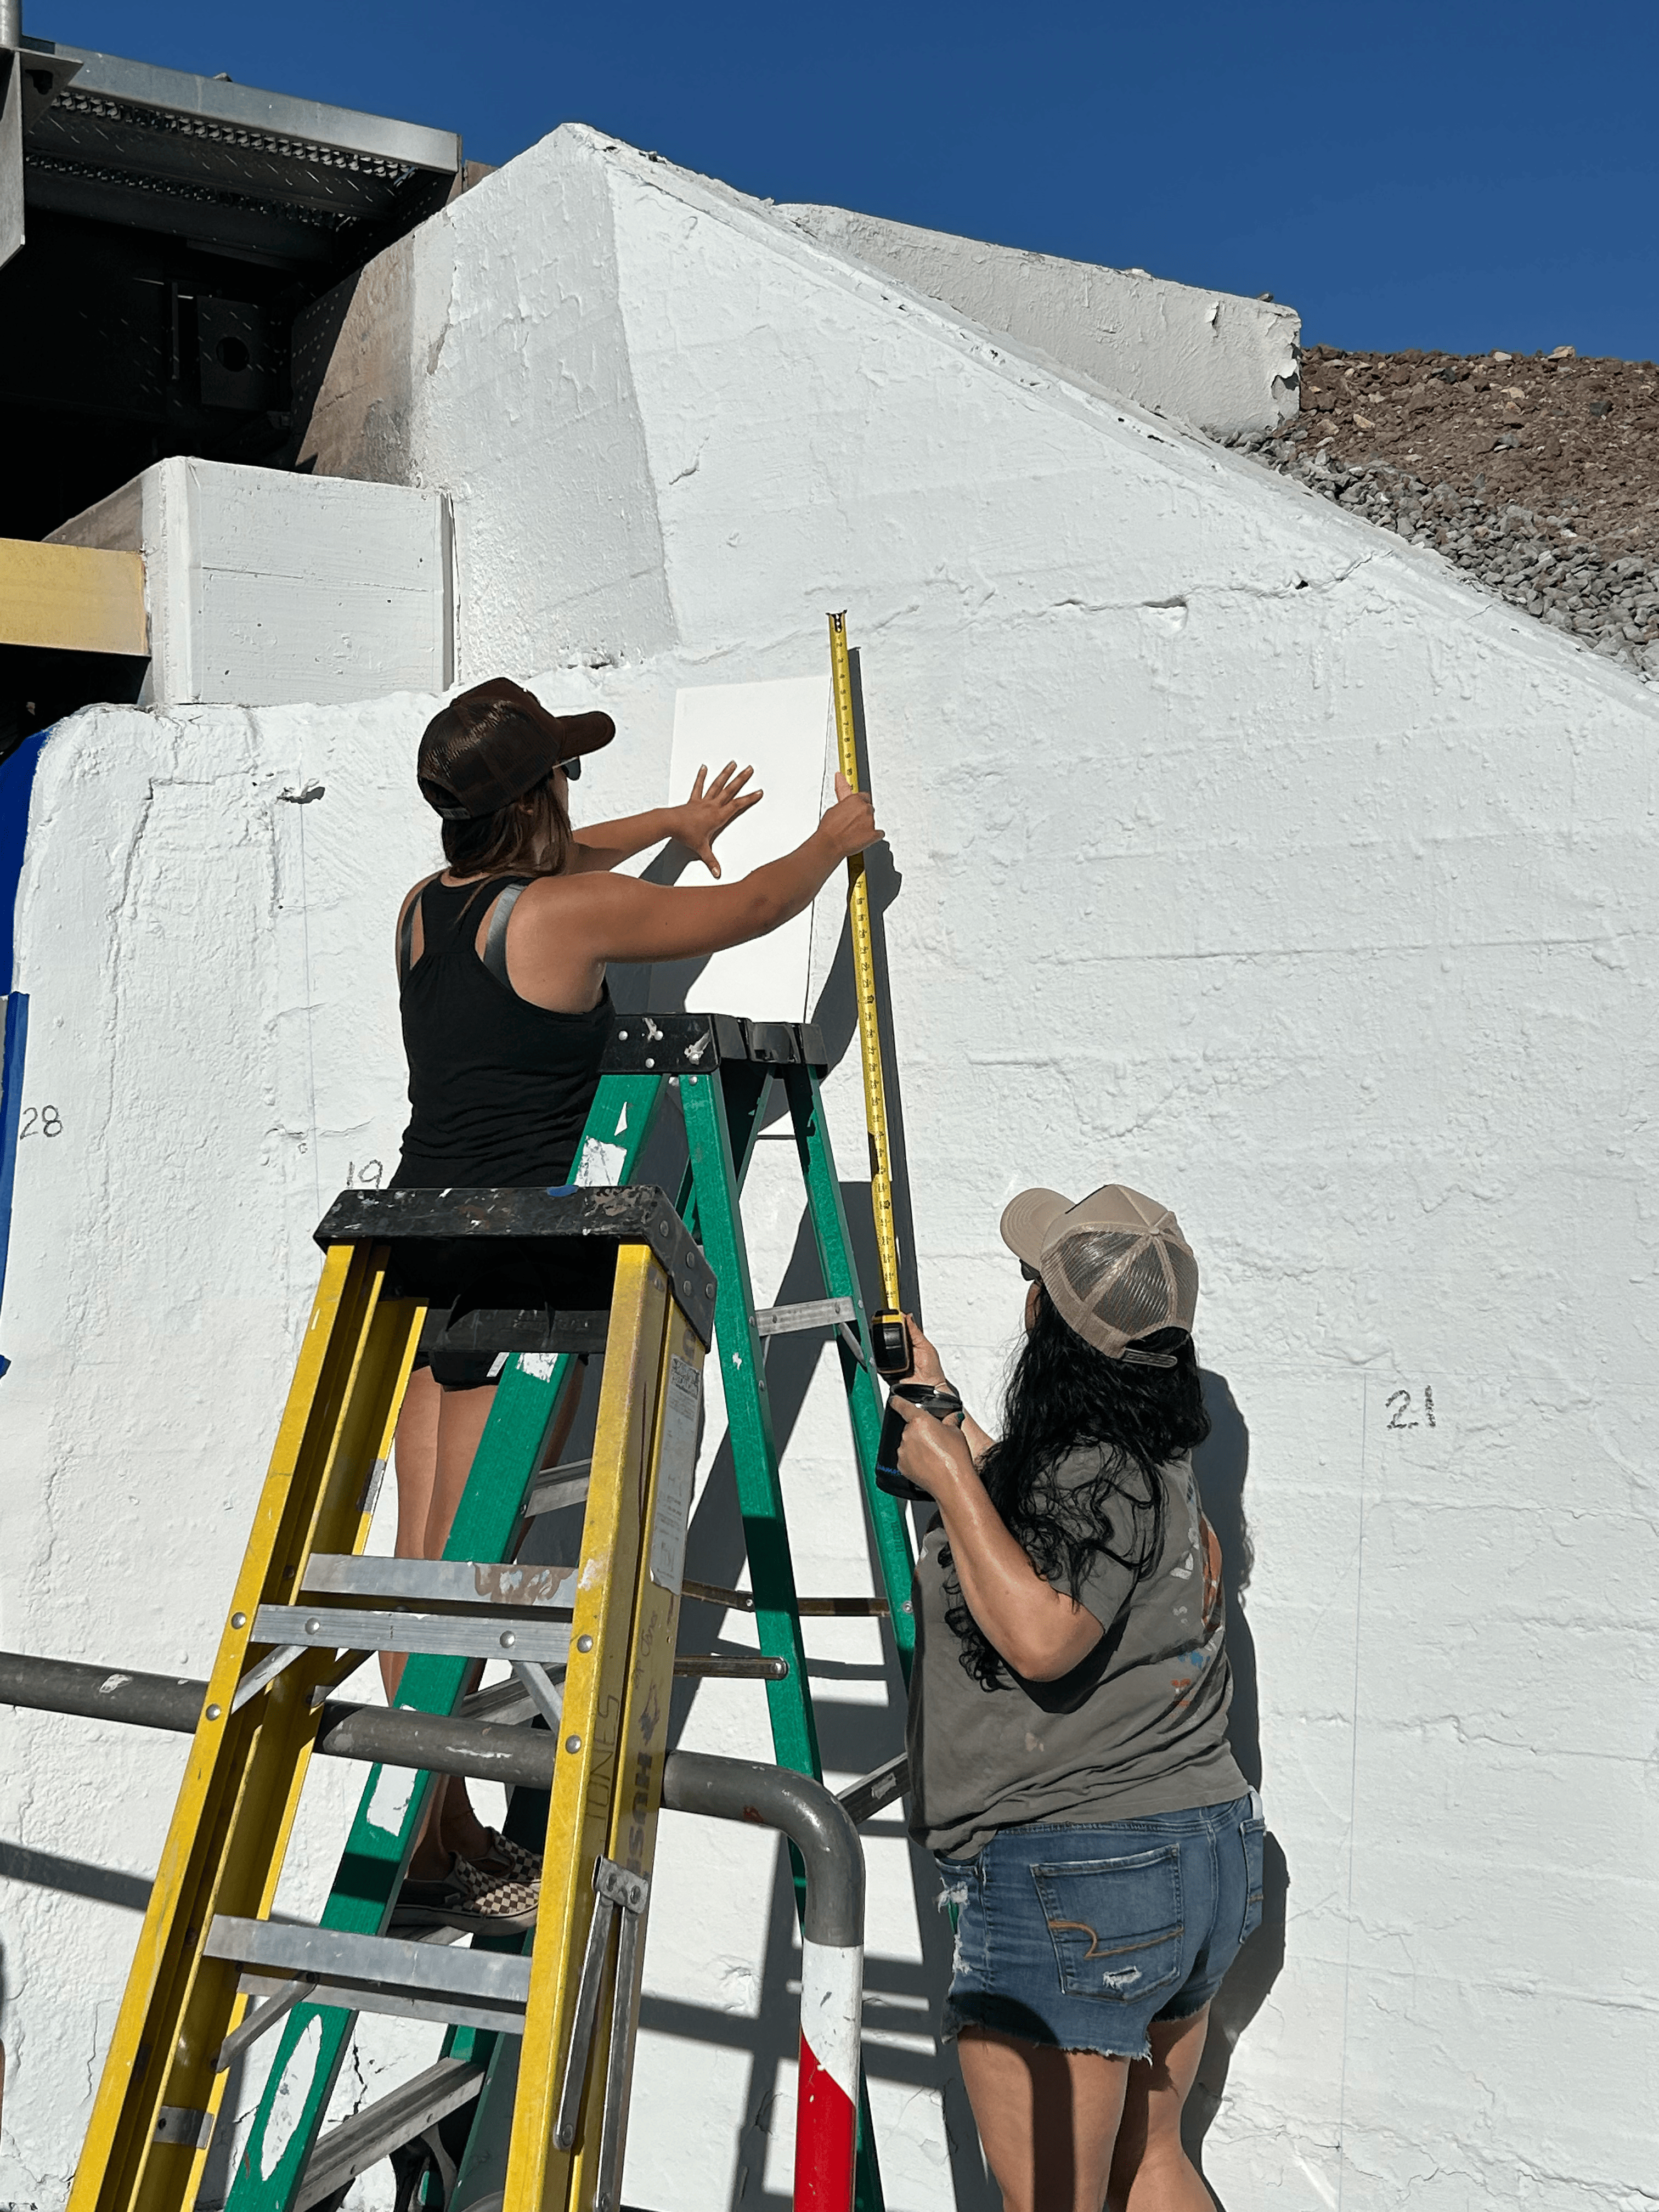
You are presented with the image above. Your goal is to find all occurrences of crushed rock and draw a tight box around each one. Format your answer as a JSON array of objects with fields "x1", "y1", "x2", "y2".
[{"x1": 1214, "y1": 345, "x2": 1659, "y2": 680}]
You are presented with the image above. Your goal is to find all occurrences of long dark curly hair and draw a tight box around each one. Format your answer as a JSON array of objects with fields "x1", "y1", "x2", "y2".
[{"x1": 943, "y1": 1284, "x2": 1211, "y2": 1690}]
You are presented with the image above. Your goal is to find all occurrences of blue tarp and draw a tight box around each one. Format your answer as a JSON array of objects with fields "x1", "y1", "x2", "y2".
[
  {"x1": 1, "y1": 729, "x2": 49, "y2": 991},
  {"x1": 0, "y1": 729, "x2": 48, "y2": 1376}
]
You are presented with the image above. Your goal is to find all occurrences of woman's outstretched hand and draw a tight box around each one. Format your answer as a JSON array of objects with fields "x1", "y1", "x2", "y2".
[
  {"x1": 891, "y1": 1392, "x2": 972, "y2": 1500},
  {"x1": 816, "y1": 770, "x2": 884, "y2": 861},
  {"x1": 676, "y1": 761, "x2": 763, "y2": 878}
]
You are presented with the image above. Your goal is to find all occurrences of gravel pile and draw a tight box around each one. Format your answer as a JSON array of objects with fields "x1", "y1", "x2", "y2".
[{"x1": 1215, "y1": 346, "x2": 1659, "y2": 679}]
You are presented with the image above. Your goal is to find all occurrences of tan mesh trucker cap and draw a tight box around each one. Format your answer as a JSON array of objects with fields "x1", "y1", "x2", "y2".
[{"x1": 999, "y1": 1182, "x2": 1198, "y2": 1367}]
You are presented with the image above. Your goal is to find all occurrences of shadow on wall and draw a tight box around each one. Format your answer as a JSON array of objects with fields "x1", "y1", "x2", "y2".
[
  {"x1": 0, "y1": 1838, "x2": 153, "y2": 1915},
  {"x1": 0, "y1": 1854, "x2": 252, "y2": 2203},
  {"x1": 1187, "y1": 1371, "x2": 1289, "y2": 2203},
  {"x1": 614, "y1": 839, "x2": 700, "y2": 1018}
]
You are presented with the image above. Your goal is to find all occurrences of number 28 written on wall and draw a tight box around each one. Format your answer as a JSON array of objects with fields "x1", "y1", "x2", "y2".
[
  {"x1": 1386, "y1": 1386, "x2": 1436, "y2": 1430},
  {"x1": 18, "y1": 1107, "x2": 63, "y2": 1137}
]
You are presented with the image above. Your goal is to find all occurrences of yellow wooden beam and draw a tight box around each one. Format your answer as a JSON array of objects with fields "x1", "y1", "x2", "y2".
[{"x1": 0, "y1": 536, "x2": 148, "y2": 656}]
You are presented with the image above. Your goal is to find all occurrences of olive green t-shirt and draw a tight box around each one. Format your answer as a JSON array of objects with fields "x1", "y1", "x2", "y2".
[{"x1": 905, "y1": 1447, "x2": 1246, "y2": 1861}]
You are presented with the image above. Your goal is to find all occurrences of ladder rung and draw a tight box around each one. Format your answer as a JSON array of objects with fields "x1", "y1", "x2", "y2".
[
  {"x1": 206, "y1": 1917, "x2": 531, "y2": 2039},
  {"x1": 251, "y1": 1604, "x2": 572, "y2": 1664},
  {"x1": 837, "y1": 1752, "x2": 910, "y2": 1826},
  {"x1": 523, "y1": 1460, "x2": 592, "y2": 1517},
  {"x1": 301, "y1": 1555, "x2": 577, "y2": 1609},
  {"x1": 463, "y1": 1653, "x2": 790, "y2": 1717},
  {"x1": 458, "y1": 1677, "x2": 540, "y2": 1724},
  {"x1": 296, "y1": 2058, "x2": 487, "y2": 2212},
  {"x1": 753, "y1": 1296, "x2": 856, "y2": 1338},
  {"x1": 680, "y1": 1578, "x2": 890, "y2": 1619}
]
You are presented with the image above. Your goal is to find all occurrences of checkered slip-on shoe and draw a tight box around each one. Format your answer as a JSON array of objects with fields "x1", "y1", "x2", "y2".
[
  {"x1": 472, "y1": 1829, "x2": 543, "y2": 1886},
  {"x1": 390, "y1": 1848, "x2": 540, "y2": 1935}
]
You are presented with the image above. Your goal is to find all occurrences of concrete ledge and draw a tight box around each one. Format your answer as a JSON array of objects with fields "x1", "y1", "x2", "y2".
[
  {"x1": 48, "y1": 459, "x2": 451, "y2": 707},
  {"x1": 779, "y1": 202, "x2": 1301, "y2": 433}
]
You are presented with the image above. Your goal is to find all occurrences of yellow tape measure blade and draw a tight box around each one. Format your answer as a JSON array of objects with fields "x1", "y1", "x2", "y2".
[
  {"x1": 828, "y1": 610, "x2": 859, "y2": 787},
  {"x1": 826, "y1": 609, "x2": 903, "y2": 1324}
]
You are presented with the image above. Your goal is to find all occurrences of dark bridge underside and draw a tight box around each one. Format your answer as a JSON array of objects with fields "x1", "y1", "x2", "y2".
[{"x1": 0, "y1": 37, "x2": 460, "y2": 543}]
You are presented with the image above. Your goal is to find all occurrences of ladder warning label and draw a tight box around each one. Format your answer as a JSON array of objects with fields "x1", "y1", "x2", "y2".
[{"x1": 650, "y1": 1355, "x2": 702, "y2": 1593}]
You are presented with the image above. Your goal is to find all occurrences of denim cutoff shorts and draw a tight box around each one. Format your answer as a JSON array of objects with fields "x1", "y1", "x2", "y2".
[{"x1": 935, "y1": 1792, "x2": 1265, "y2": 2062}]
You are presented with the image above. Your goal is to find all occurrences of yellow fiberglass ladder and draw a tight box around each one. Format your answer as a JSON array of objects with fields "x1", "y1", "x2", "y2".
[{"x1": 64, "y1": 1186, "x2": 712, "y2": 2212}]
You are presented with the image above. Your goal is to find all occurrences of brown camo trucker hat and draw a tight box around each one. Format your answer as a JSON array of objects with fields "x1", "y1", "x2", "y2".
[
  {"x1": 417, "y1": 677, "x2": 616, "y2": 821},
  {"x1": 999, "y1": 1182, "x2": 1199, "y2": 1367}
]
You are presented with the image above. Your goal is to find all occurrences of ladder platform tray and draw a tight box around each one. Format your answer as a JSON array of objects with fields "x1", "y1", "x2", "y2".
[
  {"x1": 313, "y1": 1184, "x2": 715, "y2": 1343},
  {"x1": 600, "y1": 1011, "x2": 828, "y2": 1076}
]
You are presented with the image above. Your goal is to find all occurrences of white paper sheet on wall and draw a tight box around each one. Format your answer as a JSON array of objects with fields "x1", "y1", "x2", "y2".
[{"x1": 661, "y1": 674, "x2": 831, "y2": 1024}]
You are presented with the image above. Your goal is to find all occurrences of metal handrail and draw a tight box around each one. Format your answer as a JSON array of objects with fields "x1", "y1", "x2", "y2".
[
  {"x1": 0, "y1": 1646, "x2": 867, "y2": 2203},
  {"x1": 0, "y1": 1647, "x2": 862, "y2": 1946}
]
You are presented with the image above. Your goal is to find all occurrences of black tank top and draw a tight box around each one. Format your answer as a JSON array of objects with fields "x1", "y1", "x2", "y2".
[{"x1": 390, "y1": 873, "x2": 611, "y2": 1190}]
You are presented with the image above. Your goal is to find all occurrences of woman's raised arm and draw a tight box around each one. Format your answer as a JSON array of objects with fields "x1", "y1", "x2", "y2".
[
  {"x1": 570, "y1": 761, "x2": 763, "y2": 877},
  {"x1": 529, "y1": 774, "x2": 881, "y2": 969}
]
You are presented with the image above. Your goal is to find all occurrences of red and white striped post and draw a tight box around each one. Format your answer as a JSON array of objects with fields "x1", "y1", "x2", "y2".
[{"x1": 795, "y1": 1932, "x2": 864, "y2": 2212}]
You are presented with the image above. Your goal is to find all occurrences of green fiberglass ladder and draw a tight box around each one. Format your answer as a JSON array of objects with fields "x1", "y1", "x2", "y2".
[{"x1": 208, "y1": 1011, "x2": 916, "y2": 2212}]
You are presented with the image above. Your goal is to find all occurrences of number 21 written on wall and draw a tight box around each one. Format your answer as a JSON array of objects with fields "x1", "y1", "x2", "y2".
[{"x1": 1386, "y1": 1386, "x2": 1436, "y2": 1430}]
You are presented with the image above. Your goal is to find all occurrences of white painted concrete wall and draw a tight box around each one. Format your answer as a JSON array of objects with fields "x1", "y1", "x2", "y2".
[
  {"x1": 777, "y1": 203, "x2": 1301, "y2": 433},
  {"x1": 48, "y1": 458, "x2": 451, "y2": 707},
  {"x1": 2, "y1": 120, "x2": 1656, "y2": 2212}
]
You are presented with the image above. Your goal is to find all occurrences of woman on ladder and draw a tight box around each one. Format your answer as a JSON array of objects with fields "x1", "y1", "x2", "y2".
[
  {"x1": 385, "y1": 676, "x2": 882, "y2": 1931},
  {"x1": 890, "y1": 1184, "x2": 1262, "y2": 2212}
]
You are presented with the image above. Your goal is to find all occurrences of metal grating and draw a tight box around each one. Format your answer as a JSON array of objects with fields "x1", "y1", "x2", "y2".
[{"x1": 13, "y1": 37, "x2": 459, "y2": 268}]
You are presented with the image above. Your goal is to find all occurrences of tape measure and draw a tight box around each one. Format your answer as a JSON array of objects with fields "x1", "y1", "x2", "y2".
[{"x1": 828, "y1": 611, "x2": 910, "y2": 1378}]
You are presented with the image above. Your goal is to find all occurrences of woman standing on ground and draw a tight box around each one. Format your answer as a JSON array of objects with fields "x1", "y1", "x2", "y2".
[
  {"x1": 891, "y1": 1183, "x2": 1262, "y2": 2212},
  {"x1": 385, "y1": 676, "x2": 881, "y2": 1932}
]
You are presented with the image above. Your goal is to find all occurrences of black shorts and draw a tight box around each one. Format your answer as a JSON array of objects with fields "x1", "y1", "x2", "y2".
[
  {"x1": 413, "y1": 1348, "x2": 508, "y2": 1393},
  {"x1": 390, "y1": 1162, "x2": 581, "y2": 1393}
]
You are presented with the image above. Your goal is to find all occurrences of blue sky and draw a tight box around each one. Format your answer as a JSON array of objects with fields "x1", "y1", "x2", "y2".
[{"x1": 44, "y1": 1, "x2": 1659, "y2": 361}]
